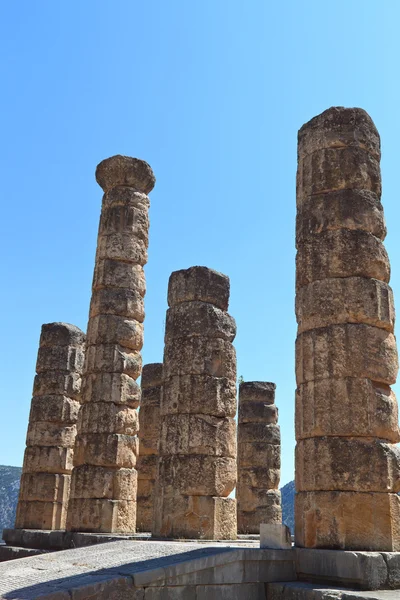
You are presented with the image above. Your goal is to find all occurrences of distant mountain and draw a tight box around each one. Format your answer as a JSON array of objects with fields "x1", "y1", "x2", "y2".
[
  {"x1": 0, "y1": 465, "x2": 21, "y2": 534},
  {"x1": 281, "y1": 479, "x2": 295, "y2": 533}
]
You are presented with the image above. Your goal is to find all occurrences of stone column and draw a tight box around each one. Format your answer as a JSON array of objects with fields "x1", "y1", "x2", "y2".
[
  {"x1": 15, "y1": 323, "x2": 85, "y2": 530},
  {"x1": 153, "y1": 266, "x2": 237, "y2": 539},
  {"x1": 136, "y1": 363, "x2": 162, "y2": 532},
  {"x1": 237, "y1": 381, "x2": 282, "y2": 534},
  {"x1": 67, "y1": 155, "x2": 155, "y2": 533},
  {"x1": 295, "y1": 107, "x2": 400, "y2": 550}
]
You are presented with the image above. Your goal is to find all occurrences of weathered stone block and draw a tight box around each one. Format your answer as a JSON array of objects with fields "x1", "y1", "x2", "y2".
[
  {"x1": 78, "y1": 402, "x2": 139, "y2": 435},
  {"x1": 95, "y1": 155, "x2": 155, "y2": 194},
  {"x1": 36, "y1": 346, "x2": 85, "y2": 374},
  {"x1": 296, "y1": 324, "x2": 398, "y2": 385},
  {"x1": 74, "y1": 433, "x2": 138, "y2": 468},
  {"x1": 84, "y1": 344, "x2": 142, "y2": 379},
  {"x1": 81, "y1": 371, "x2": 140, "y2": 407},
  {"x1": 19, "y1": 473, "x2": 71, "y2": 503},
  {"x1": 296, "y1": 437, "x2": 400, "y2": 493},
  {"x1": 296, "y1": 277, "x2": 394, "y2": 334},
  {"x1": 260, "y1": 524, "x2": 291, "y2": 549},
  {"x1": 158, "y1": 455, "x2": 236, "y2": 496},
  {"x1": 93, "y1": 259, "x2": 146, "y2": 292},
  {"x1": 296, "y1": 377, "x2": 400, "y2": 442},
  {"x1": 239, "y1": 381, "x2": 276, "y2": 403},
  {"x1": 166, "y1": 302, "x2": 236, "y2": 342},
  {"x1": 137, "y1": 478, "x2": 153, "y2": 496},
  {"x1": 39, "y1": 322, "x2": 86, "y2": 349},
  {"x1": 153, "y1": 494, "x2": 236, "y2": 539},
  {"x1": 163, "y1": 337, "x2": 236, "y2": 380},
  {"x1": 26, "y1": 422, "x2": 77, "y2": 447},
  {"x1": 141, "y1": 386, "x2": 162, "y2": 407},
  {"x1": 297, "y1": 146, "x2": 381, "y2": 202},
  {"x1": 168, "y1": 266, "x2": 230, "y2": 311},
  {"x1": 87, "y1": 315, "x2": 143, "y2": 351},
  {"x1": 70, "y1": 465, "x2": 137, "y2": 500},
  {"x1": 237, "y1": 466, "x2": 281, "y2": 491},
  {"x1": 102, "y1": 184, "x2": 151, "y2": 211},
  {"x1": 141, "y1": 363, "x2": 163, "y2": 389},
  {"x1": 296, "y1": 189, "x2": 386, "y2": 243},
  {"x1": 98, "y1": 203, "x2": 149, "y2": 244},
  {"x1": 96, "y1": 233, "x2": 148, "y2": 266},
  {"x1": 90, "y1": 288, "x2": 145, "y2": 322},
  {"x1": 160, "y1": 414, "x2": 236, "y2": 457},
  {"x1": 238, "y1": 402, "x2": 278, "y2": 424},
  {"x1": 237, "y1": 505, "x2": 282, "y2": 535},
  {"x1": 33, "y1": 372, "x2": 82, "y2": 399},
  {"x1": 136, "y1": 454, "x2": 157, "y2": 480},
  {"x1": 238, "y1": 423, "x2": 280, "y2": 444},
  {"x1": 137, "y1": 405, "x2": 160, "y2": 454},
  {"x1": 15, "y1": 500, "x2": 67, "y2": 530},
  {"x1": 295, "y1": 490, "x2": 400, "y2": 551},
  {"x1": 67, "y1": 497, "x2": 136, "y2": 532},
  {"x1": 296, "y1": 229, "x2": 390, "y2": 290},
  {"x1": 29, "y1": 396, "x2": 80, "y2": 424},
  {"x1": 238, "y1": 442, "x2": 281, "y2": 469},
  {"x1": 162, "y1": 374, "x2": 236, "y2": 417},
  {"x1": 237, "y1": 487, "x2": 281, "y2": 513},
  {"x1": 22, "y1": 446, "x2": 74, "y2": 474}
]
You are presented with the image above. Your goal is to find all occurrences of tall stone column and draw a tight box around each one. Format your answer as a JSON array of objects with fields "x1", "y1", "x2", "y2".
[
  {"x1": 136, "y1": 363, "x2": 162, "y2": 532},
  {"x1": 153, "y1": 267, "x2": 237, "y2": 539},
  {"x1": 15, "y1": 323, "x2": 85, "y2": 530},
  {"x1": 295, "y1": 107, "x2": 400, "y2": 550},
  {"x1": 237, "y1": 381, "x2": 281, "y2": 534},
  {"x1": 67, "y1": 155, "x2": 155, "y2": 533}
]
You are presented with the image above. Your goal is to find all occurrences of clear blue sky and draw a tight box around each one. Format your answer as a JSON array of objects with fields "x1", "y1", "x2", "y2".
[{"x1": 0, "y1": 1, "x2": 399, "y2": 486}]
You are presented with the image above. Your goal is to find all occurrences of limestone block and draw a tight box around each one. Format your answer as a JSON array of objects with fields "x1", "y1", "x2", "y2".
[
  {"x1": 296, "y1": 277, "x2": 395, "y2": 334},
  {"x1": 163, "y1": 337, "x2": 236, "y2": 380},
  {"x1": 141, "y1": 386, "x2": 162, "y2": 407},
  {"x1": 136, "y1": 454, "x2": 157, "y2": 480},
  {"x1": 90, "y1": 288, "x2": 144, "y2": 322},
  {"x1": 238, "y1": 423, "x2": 280, "y2": 444},
  {"x1": 237, "y1": 466, "x2": 280, "y2": 491},
  {"x1": 260, "y1": 524, "x2": 291, "y2": 549},
  {"x1": 168, "y1": 266, "x2": 230, "y2": 311},
  {"x1": 19, "y1": 473, "x2": 71, "y2": 503},
  {"x1": 70, "y1": 465, "x2": 137, "y2": 500},
  {"x1": 158, "y1": 455, "x2": 236, "y2": 496},
  {"x1": 166, "y1": 302, "x2": 236, "y2": 342},
  {"x1": 78, "y1": 402, "x2": 139, "y2": 435},
  {"x1": 296, "y1": 229, "x2": 390, "y2": 290},
  {"x1": 238, "y1": 442, "x2": 281, "y2": 469},
  {"x1": 36, "y1": 345, "x2": 85, "y2": 374},
  {"x1": 67, "y1": 497, "x2": 136, "y2": 532},
  {"x1": 87, "y1": 315, "x2": 144, "y2": 351},
  {"x1": 15, "y1": 500, "x2": 67, "y2": 530},
  {"x1": 96, "y1": 233, "x2": 148, "y2": 266},
  {"x1": 23, "y1": 446, "x2": 74, "y2": 474},
  {"x1": 93, "y1": 259, "x2": 146, "y2": 292},
  {"x1": 29, "y1": 396, "x2": 80, "y2": 424},
  {"x1": 296, "y1": 437, "x2": 400, "y2": 493},
  {"x1": 238, "y1": 402, "x2": 278, "y2": 424},
  {"x1": 296, "y1": 324, "x2": 398, "y2": 385},
  {"x1": 297, "y1": 107, "x2": 381, "y2": 161},
  {"x1": 26, "y1": 422, "x2": 77, "y2": 447},
  {"x1": 137, "y1": 478, "x2": 153, "y2": 496},
  {"x1": 39, "y1": 322, "x2": 86, "y2": 349},
  {"x1": 98, "y1": 203, "x2": 149, "y2": 244},
  {"x1": 74, "y1": 433, "x2": 138, "y2": 468},
  {"x1": 296, "y1": 378, "x2": 400, "y2": 442},
  {"x1": 237, "y1": 505, "x2": 282, "y2": 535},
  {"x1": 33, "y1": 372, "x2": 82, "y2": 399},
  {"x1": 95, "y1": 155, "x2": 155, "y2": 194},
  {"x1": 81, "y1": 371, "x2": 140, "y2": 407},
  {"x1": 84, "y1": 344, "x2": 142, "y2": 379},
  {"x1": 137, "y1": 405, "x2": 160, "y2": 454},
  {"x1": 103, "y1": 185, "x2": 151, "y2": 211},
  {"x1": 153, "y1": 494, "x2": 236, "y2": 539},
  {"x1": 297, "y1": 147, "x2": 381, "y2": 202},
  {"x1": 136, "y1": 504, "x2": 152, "y2": 532},
  {"x1": 237, "y1": 487, "x2": 282, "y2": 513},
  {"x1": 162, "y1": 374, "x2": 236, "y2": 417},
  {"x1": 141, "y1": 363, "x2": 163, "y2": 388},
  {"x1": 296, "y1": 189, "x2": 386, "y2": 244},
  {"x1": 239, "y1": 381, "x2": 276, "y2": 403},
  {"x1": 295, "y1": 490, "x2": 400, "y2": 551},
  {"x1": 160, "y1": 414, "x2": 236, "y2": 457}
]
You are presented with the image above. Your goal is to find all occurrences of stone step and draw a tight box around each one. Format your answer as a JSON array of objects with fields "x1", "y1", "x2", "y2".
[
  {"x1": 268, "y1": 581, "x2": 400, "y2": 599},
  {"x1": 0, "y1": 544, "x2": 49, "y2": 562}
]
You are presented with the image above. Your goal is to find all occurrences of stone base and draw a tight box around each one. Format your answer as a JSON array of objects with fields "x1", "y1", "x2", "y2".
[
  {"x1": 268, "y1": 581, "x2": 399, "y2": 599},
  {"x1": 260, "y1": 524, "x2": 291, "y2": 549},
  {"x1": 2, "y1": 528, "x2": 150, "y2": 550},
  {"x1": 0, "y1": 544, "x2": 49, "y2": 562}
]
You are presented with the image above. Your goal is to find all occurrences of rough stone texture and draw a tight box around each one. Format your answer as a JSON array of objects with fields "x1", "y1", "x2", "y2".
[
  {"x1": 137, "y1": 363, "x2": 162, "y2": 532},
  {"x1": 237, "y1": 382, "x2": 282, "y2": 534},
  {"x1": 67, "y1": 156, "x2": 154, "y2": 533},
  {"x1": 154, "y1": 267, "x2": 237, "y2": 539},
  {"x1": 295, "y1": 107, "x2": 400, "y2": 550},
  {"x1": 15, "y1": 323, "x2": 85, "y2": 530}
]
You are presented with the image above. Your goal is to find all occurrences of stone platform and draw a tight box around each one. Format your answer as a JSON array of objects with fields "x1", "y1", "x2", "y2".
[{"x1": 268, "y1": 582, "x2": 400, "y2": 599}]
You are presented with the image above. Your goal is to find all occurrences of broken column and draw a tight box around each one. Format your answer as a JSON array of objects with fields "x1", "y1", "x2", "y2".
[
  {"x1": 237, "y1": 381, "x2": 282, "y2": 533},
  {"x1": 15, "y1": 323, "x2": 85, "y2": 530},
  {"x1": 295, "y1": 107, "x2": 400, "y2": 550},
  {"x1": 136, "y1": 363, "x2": 162, "y2": 532},
  {"x1": 67, "y1": 155, "x2": 155, "y2": 533},
  {"x1": 153, "y1": 266, "x2": 237, "y2": 539}
]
